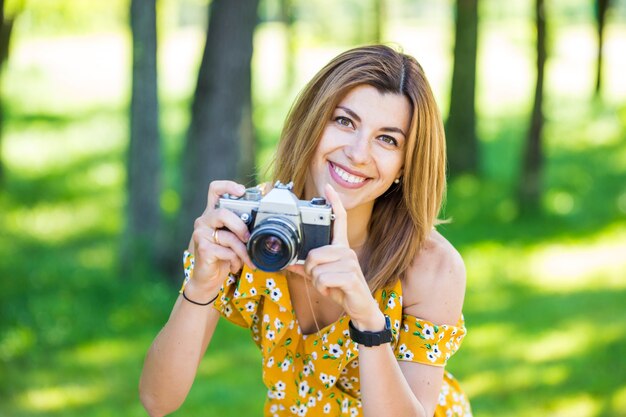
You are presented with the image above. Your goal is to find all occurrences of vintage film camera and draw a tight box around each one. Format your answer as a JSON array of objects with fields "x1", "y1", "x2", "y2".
[{"x1": 218, "y1": 182, "x2": 333, "y2": 272}]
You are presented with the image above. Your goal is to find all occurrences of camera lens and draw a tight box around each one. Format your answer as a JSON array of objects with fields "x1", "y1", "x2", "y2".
[{"x1": 247, "y1": 218, "x2": 299, "y2": 272}]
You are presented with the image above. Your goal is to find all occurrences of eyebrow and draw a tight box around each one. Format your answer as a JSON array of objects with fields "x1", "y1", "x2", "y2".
[{"x1": 336, "y1": 105, "x2": 406, "y2": 138}]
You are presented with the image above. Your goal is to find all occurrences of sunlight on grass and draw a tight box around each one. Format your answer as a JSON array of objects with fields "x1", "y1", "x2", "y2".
[
  {"x1": 67, "y1": 339, "x2": 143, "y2": 367},
  {"x1": 547, "y1": 394, "x2": 600, "y2": 417},
  {"x1": 18, "y1": 384, "x2": 105, "y2": 412},
  {"x1": 528, "y1": 224, "x2": 626, "y2": 290}
]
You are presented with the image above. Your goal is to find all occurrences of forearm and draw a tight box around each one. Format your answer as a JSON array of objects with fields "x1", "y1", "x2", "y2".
[
  {"x1": 139, "y1": 282, "x2": 220, "y2": 416},
  {"x1": 358, "y1": 344, "x2": 426, "y2": 417}
]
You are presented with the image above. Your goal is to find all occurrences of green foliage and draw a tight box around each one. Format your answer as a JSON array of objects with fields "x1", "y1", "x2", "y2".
[{"x1": 1, "y1": 3, "x2": 626, "y2": 416}]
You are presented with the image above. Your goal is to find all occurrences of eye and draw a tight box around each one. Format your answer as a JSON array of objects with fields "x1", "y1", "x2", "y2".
[
  {"x1": 334, "y1": 116, "x2": 354, "y2": 128},
  {"x1": 378, "y1": 135, "x2": 399, "y2": 147}
]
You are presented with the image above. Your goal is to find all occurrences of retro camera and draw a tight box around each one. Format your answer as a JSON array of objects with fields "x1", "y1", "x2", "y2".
[{"x1": 218, "y1": 182, "x2": 333, "y2": 272}]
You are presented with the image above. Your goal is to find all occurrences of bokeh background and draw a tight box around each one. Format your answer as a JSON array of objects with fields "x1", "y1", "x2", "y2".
[{"x1": 1, "y1": 0, "x2": 626, "y2": 416}]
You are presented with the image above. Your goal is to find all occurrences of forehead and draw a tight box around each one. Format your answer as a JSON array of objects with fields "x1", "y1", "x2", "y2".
[{"x1": 335, "y1": 84, "x2": 411, "y2": 134}]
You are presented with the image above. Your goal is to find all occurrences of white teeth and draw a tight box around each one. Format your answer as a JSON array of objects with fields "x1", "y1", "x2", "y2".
[{"x1": 332, "y1": 164, "x2": 366, "y2": 184}]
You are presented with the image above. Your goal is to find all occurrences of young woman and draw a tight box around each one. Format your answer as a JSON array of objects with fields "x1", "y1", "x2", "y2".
[{"x1": 139, "y1": 45, "x2": 472, "y2": 417}]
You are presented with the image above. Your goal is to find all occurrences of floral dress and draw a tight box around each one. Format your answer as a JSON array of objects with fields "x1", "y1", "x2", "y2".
[{"x1": 185, "y1": 253, "x2": 472, "y2": 416}]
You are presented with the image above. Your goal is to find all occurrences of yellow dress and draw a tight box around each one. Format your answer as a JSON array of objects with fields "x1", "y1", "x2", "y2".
[{"x1": 202, "y1": 260, "x2": 472, "y2": 416}]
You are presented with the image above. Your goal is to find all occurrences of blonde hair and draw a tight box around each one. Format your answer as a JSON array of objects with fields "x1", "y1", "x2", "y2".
[{"x1": 272, "y1": 45, "x2": 447, "y2": 293}]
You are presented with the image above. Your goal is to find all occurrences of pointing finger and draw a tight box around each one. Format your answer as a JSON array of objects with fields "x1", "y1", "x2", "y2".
[{"x1": 324, "y1": 184, "x2": 348, "y2": 246}]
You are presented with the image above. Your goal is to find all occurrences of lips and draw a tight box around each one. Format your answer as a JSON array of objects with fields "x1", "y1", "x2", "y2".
[{"x1": 328, "y1": 162, "x2": 370, "y2": 188}]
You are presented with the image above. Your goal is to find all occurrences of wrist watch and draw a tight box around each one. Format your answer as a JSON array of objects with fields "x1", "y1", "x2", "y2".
[{"x1": 348, "y1": 315, "x2": 392, "y2": 347}]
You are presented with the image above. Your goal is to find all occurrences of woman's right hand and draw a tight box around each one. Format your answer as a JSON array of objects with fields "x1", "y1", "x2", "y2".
[{"x1": 188, "y1": 180, "x2": 254, "y2": 294}]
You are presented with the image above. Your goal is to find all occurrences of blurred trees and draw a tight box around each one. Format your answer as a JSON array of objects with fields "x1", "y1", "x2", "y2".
[
  {"x1": 446, "y1": 0, "x2": 479, "y2": 177},
  {"x1": 164, "y1": 0, "x2": 260, "y2": 276},
  {"x1": 124, "y1": 0, "x2": 162, "y2": 273},
  {"x1": 0, "y1": 0, "x2": 19, "y2": 186},
  {"x1": 595, "y1": 0, "x2": 612, "y2": 96},
  {"x1": 519, "y1": 0, "x2": 547, "y2": 213}
]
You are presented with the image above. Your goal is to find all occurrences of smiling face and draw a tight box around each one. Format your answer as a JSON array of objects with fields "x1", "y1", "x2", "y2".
[{"x1": 304, "y1": 84, "x2": 411, "y2": 214}]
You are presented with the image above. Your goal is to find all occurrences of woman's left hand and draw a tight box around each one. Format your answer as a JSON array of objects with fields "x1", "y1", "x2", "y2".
[{"x1": 288, "y1": 184, "x2": 384, "y2": 330}]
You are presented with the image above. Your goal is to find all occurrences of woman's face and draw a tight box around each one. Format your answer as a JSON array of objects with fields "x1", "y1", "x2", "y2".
[{"x1": 305, "y1": 84, "x2": 410, "y2": 213}]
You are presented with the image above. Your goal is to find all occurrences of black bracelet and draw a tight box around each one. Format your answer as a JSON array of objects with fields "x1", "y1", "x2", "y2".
[{"x1": 182, "y1": 290, "x2": 219, "y2": 306}]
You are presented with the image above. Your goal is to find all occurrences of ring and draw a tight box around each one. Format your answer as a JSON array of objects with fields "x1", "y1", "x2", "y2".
[{"x1": 212, "y1": 229, "x2": 221, "y2": 245}]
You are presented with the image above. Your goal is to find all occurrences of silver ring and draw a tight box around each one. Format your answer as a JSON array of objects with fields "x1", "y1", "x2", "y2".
[{"x1": 212, "y1": 229, "x2": 220, "y2": 245}]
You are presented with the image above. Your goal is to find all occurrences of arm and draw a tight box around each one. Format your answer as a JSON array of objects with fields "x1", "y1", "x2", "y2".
[
  {"x1": 357, "y1": 231, "x2": 466, "y2": 417},
  {"x1": 139, "y1": 181, "x2": 253, "y2": 417},
  {"x1": 290, "y1": 184, "x2": 466, "y2": 417}
]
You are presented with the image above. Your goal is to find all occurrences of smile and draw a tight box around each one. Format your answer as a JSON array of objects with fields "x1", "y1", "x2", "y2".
[{"x1": 330, "y1": 162, "x2": 368, "y2": 185}]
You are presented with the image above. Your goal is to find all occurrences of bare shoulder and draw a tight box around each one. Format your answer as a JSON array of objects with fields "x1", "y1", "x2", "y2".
[{"x1": 401, "y1": 229, "x2": 466, "y2": 326}]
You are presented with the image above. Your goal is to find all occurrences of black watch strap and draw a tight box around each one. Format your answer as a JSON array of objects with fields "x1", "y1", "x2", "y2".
[{"x1": 348, "y1": 315, "x2": 392, "y2": 347}]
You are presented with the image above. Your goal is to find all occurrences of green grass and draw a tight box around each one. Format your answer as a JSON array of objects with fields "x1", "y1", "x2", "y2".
[{"x1": 2, "y1": 19, "x2": 626, "y2": 417}]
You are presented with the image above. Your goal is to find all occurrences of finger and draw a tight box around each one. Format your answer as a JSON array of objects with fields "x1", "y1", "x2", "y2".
[
  {"x1": 324, "y1": 184, "x2": 348, "y2": 246},
  {"x1": 206, "y1": 180, "x2": 246, "y2": 213},
  {"x1": 303, "y1": 246, "x2": 354, "y2": 276},
  {"x1": 194, "y1": 224, "x2": 254, "y2": 270},
  {"x1": 195, "y1": 208, "x2": 250, "y2": 244}
]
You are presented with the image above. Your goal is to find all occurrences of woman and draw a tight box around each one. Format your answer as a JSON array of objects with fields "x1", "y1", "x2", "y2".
[{"x1": 139, "y1": 45, "x2": 472, "y2": 417}]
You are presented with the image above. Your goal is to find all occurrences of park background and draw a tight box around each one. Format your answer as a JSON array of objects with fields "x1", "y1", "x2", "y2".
[{"x1": 1, "y1": 0, "x2": 626, "y2": 416}]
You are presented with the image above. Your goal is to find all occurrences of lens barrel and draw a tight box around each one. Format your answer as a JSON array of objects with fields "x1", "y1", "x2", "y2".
[{"x1": 247, "y1": 218, "x2": 299, "y2": 272}]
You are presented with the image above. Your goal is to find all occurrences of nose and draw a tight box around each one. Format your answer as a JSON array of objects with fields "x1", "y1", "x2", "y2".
[{"x1": 345, "y1": 134, "x2": 372, "y2": 165}]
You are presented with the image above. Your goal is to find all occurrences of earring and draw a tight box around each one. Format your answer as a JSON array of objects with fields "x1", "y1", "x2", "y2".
[{"x1": 394, "y1": 178, "x2": 401, "y2": 184}]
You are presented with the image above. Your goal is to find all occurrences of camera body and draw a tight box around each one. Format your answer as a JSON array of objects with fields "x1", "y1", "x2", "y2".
[{"x1": 218, "y1": 182, "x2": 333, "y2": 272}]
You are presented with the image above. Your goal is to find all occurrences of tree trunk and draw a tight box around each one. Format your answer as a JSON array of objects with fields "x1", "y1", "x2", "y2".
[
  {"x1": 446, "y1": 0, "x2": 479, "y2": 177},
  {"x1": 595, "y1": 0, "x2": 610, "y2": 96},
  {"x1": 124, "y1": 0, "x2": 161, "y2": 274},
  {"x1": 0, "y1": 0, "x2": 16, "y2": 186},
  {"x1": 519, "y1": 0, "x2": 546, "y2": 213},
  {"x1": 164, "y1": 0, "x2": 260, "y2": 278}
]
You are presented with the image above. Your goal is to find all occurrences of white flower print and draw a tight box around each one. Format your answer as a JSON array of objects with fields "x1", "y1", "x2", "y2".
[
  {"x1": 387, "y1": 297, "x2": 396, "y2": 309},
  {"x1": 402, "y1": 350, "x2": 414, "y2": 360},
  {"x1": 252, "y1": 325, "x2": 259, "y2": 334},
  {"x1": 226, "y1": 275, "x2": 236, "y2": 285},
  {"x1": 328, "y1": 344, "x2": 343, "y2": 358},
  {"x1": 299, "y1": 381, "x2": 310, "y2": 398},
  {"x1": 266, "y1": 278, "x2": 276, "y2": 289},
  {"x1": 234, "y1": 289, "x2": 240, "y2": 298},
  {"x1": 302, "y1": 364, "x2": 311, "y2": 376},
  {"x1": 270, "y1": 404, "x2": 278, "y2": 413},
  {"x1": 328, "y1": 375, "x2": 336, "y2": 385},
  {"x1": 250, "y1": 287, "x2": 257, "y2": 296},
  {"x1": 311, "y1": 351, "x2": 318, "y2": 360},
  {"x1": 274, "y1": 391, "x2": 285, "y2": 400},
  {"x1": 350, "y1": 407, "x2": 359, "y2": 416},
  {"x1": 281, "y1": 358, "x2": 290, "y2": 372},
  {"x1": 274, "y1": 318, "x2": 283, "y2": 329},
  {"x1": 323, "y1": 403, "x2": 331, "y2": 414},
  {"x1": 266, "y1": 330, "x2": 275, "y2": 341},
  {"x1": 275, "y1": 380, "x2": 286, "y2": 391},
  {"x1": 252, "y1": 314, "x2": 259, "y2": 323},
  {"x1": 341, "y1": 398, "x2": 349, "y2": 413},
  {"x1": 223, "y1": 305, "x2": 232, "y2": 317},
  {"x1": 319, "y1": 373, "x2": 328, "y2": 384},
  {"x1": 432, "y1": 344, "x2": 441, "y2": 357},
  {"x1": 422, "y1": 324, "x2": 435, "y2": 340},
  {"x1": 245, "y1": 301, "x2": 255, "y2": 312},
  {"x1": 427, "y1": 351, "x2": 437, "y2": 363},
  {"x1": 403, "y1": 323, "x2": 409, "y2": 332},
  {"x1": 279, "y1": 305, "x2": 286, "y2": 312},
  {"x1": 297, "y1": 404, "x2": 308, "y2": 416},
  {"x1": 270, "y1": 287, "x2": 282, "y2": 302},
  {"x1": 350, "y1": 359, "x2": 359, "y2": 368},
  {"x1": 439, "y1": 391, "x2": 447, "y2": 406},
  {"x1": 267, "y1": 357, "x2": 274, "y2": 367},
  {"x1": 290, "y1": 405, "x2": 298, "y2": 414},
  {"x1": 308, "y1": 397, "x2": 316, "y2": 407},
  {"x1": 394, "y1": 320, "x2": 400, "y2": 330},
  {"x1": 263, "y1": 314, "x2": 270, "y2": 323},
  {"x1": 398, "y1": 344, "x2": 407, "y2": 353}
]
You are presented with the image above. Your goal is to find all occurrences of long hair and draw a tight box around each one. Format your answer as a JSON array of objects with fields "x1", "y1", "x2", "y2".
[{"x1": 272, "y1": 45, "x2": 447, "y2": 293}]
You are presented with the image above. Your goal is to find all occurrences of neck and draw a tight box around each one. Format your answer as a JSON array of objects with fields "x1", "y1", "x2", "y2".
[{"x1": 345, "y1": 202, "x2": 373, "y2": 251}]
